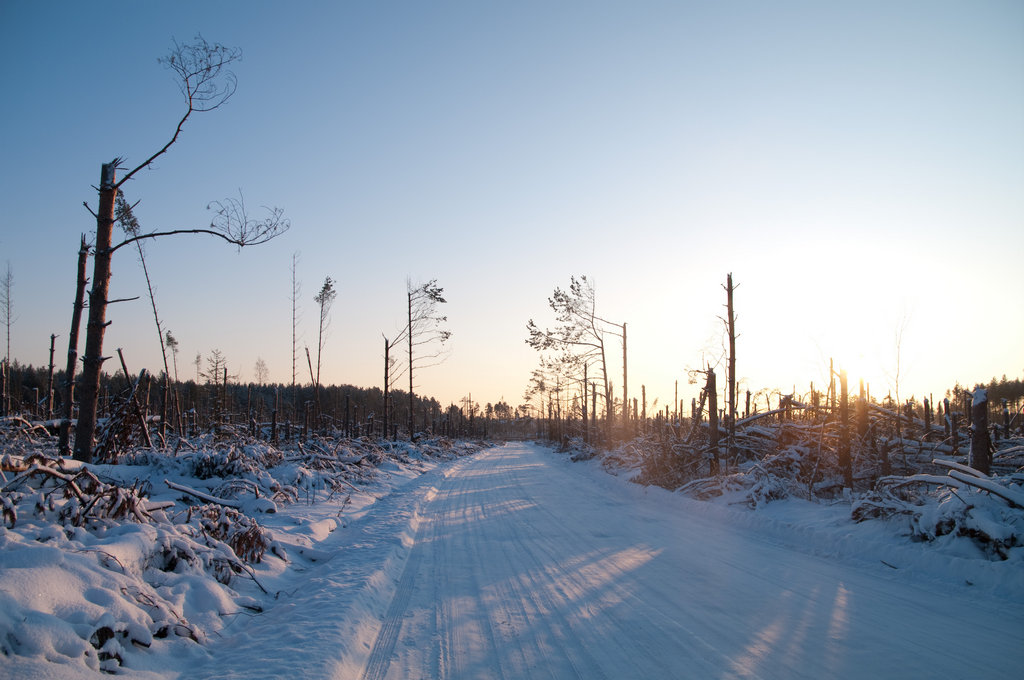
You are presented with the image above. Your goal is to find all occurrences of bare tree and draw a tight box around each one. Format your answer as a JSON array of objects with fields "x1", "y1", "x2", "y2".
[
  {"x1": 73, "y1": 37, "x2": 289, "y2": 462},
  {"x1": 382, "y1": 332, "x2": 407, "y2": 438},
  {"x1": 58, "y1": 237, "x2": 90, "y2": 454},
  {"x1": 0, "y1": 262, "x2": 12, "y2": 415},
  {"x1": 721, "y1": 273, "x2": 738, "y2": 462},
  {"x1": 164, "y1": 329, "x2": 182, "y2": 434},
  {"x1": 525, "y1": 356, "x2": 582, "y2": 440},
  {"x1": 1, "y1": 262, "x2": 11, "y2": 366},
  {"x1": 885, "y1": 316, "x2": 911, "y2": 470},
  {"x1": 165, "y1": 331, "x2": 180, "y2": 382},
  {"x1": 116, "y1": 193, "x2": 174, "y2": 438},
  {"x1": 312, "y1": 276, "x2": 337, "y2": 417},
  {"x1": 254, "y1": 356, "x2": 269, "y2": 386},
  {"x1": 526, "y1": 275, "x2": 625, "y2": 435},
  {"x1": 407, "y1": 279, "x2": 451, "y2": 439},
  {"x1": 290, "y1": 251, "x2": 302, "y2": 400}
]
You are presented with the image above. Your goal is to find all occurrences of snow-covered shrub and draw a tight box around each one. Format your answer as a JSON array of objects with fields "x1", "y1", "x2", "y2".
[
  {"x1": 416, "y1": 437, "x2": 484, "y2": 460},
  {"x1": 678, "y1": 461, "x2": 800, "y2": 508},
  {"x1": 632, "y1": 437, "x2": 701, "y2": 489},
  {"x1": 1, "y1": 432, "x2": 485, "y2": 675},
  {"x1": 1, "y1": 461, "x2": 156, "y2": 530},
  {"x1": 196, "y1": 504, "x2": 270, "y2": 566},
  {"x1": 188, "y1": 446, "x2": 262, "y2": 480},
  {"x1": 853, "y1": 470, "x2": 1024, "y2": 560}
]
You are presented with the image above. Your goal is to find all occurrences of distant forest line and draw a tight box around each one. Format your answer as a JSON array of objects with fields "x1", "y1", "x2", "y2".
[{"x1": 1, "y1": 359, "x2": 1021, "y2": 440}]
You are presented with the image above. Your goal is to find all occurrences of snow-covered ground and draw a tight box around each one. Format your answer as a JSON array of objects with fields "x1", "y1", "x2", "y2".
[{"x1": 3, "y1": 441, "x2": 1023, "y2": 678}]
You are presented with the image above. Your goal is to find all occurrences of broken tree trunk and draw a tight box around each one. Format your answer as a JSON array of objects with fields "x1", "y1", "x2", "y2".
[
  {"x1": 970, "y1": 388, "x2": 991, "y2": 475},
  {"x1": 724, "y1": 273, "x2": 737, "y2": 462},
  {"x1": 117, "y1": 350, "x2": 153, "y2": 449},
  {"x1": 93, "y1": 368, "x2": 151, "y2": 463},
  {"x1": 623, "y1": 322, "x2": 628, "y2": 435},
  {"x1": 582, "y1": 364, "x2": 588, "y2": 443},
  {"x1": 839, "y1": 370, "x2": 853, "y2": 488},
  {"x1": 707, "y1": 368, "x2": 719, "y2": 475},
  {"x1": 74, "y1": 164, "x2": 117, "y2": 463},
  {"x1": 59, "y1": 235, "x2": 90, "y2": 456},
  {"x1": 856, "y1": 379, "x2": 868, "y2": 439},
  {"x1": 687, "y1": 384, "x2": 707, "y2": 444},
  {"x1": 46, "y1": 334, "x2": 57, "y2": 418},
  {"x1": 0, "y1": 360, "x2": 6, "y2": 417},
  {"x1": 924, "y1": 397, "x2": 932, "y2": 442},
  {"x1": 383, "y1": 335, "x2": 391, "y2": 438}
]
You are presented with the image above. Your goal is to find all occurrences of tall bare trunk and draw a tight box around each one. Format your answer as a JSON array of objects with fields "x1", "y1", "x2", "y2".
[
  {"x1": 707, "y1": 368, "x2": 719, "y2": 474},
  {"x1": 59, "y1": 235, "x2": 90, "y2": 455},
  {"x1": 970, "y1": 389, "x2": 991, "y2": 474},
  {"x1": 46, "y1": 334, "x2": 56, "y2": 418},
  {"x1": 74, "y1": 164, "x2": 117, "y2": 462},
  {"x1": 621, "y1": 322, "x2": 628, "y2": 432},
  {"x1": 582, "y1": 363, "x2": 588, "y2": 443},
  {"x1": 839, "y1": 369, "x2": 853, "y2": 487},
  {"x1": 725, "y1": 274, "x2": 736, "y2": 461},
  {"x1": 383, "y1": 335, "x2": 391, "y2": 438},
  {"x1": 408, "y1": 289, "x2": 415, "y2": 439}
]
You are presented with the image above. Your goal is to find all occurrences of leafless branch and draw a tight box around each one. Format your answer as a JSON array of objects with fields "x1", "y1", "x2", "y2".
[
  {"x1": 117, "y1": 37, "x2": 241, "y2": 187},
  {"x1": 108, "y1": 192, "x2": 288, "y2": 254}
]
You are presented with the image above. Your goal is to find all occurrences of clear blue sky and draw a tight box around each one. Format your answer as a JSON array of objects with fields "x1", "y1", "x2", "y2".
[{"x1": 1, "y1": 0, "x2": 1021, "y2": 411}]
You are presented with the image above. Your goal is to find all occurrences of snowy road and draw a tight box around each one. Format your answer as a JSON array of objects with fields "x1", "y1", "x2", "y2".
[{"x1": 199, "y1": 443, "x2": 1024, "y2": 679}]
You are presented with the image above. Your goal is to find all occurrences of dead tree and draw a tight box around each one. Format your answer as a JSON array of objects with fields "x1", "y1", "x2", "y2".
[
  {"x1": 407, "y1": 279, "x2": 450, "y2": 439},
  {"x1": 722, "y1": 273, "x2": 738, "y2": 461},
  {"x1": 707, "y1": 368, "x2": 719, "y2": 474},
  {"x1": 1, "y1": 262, "x2": 12, "y2": 416},
  {"x1": 290, "y1": 252, "x2": 302, "y2": 410},
  {"x1": 582, "y1": 363, "x2": 589, "y2": 442},
  {"x1": 46, "y1": 334, "x2": 57, "y2": 418},
  {"x1": 58, "y1": 236, "x2": 90, "y2": 455},
  {"x1": 164, "y1": 330, "x2": 183, "y2": 434},
  {"x1": 73, "y1": 37, "x2": 289, "y2": 462},
  {"x1": 970, "y1": 388, "x2": 991, "y2": 474},
  {"x1": 923, "y1": 397, "x2": 933, "y2": 441},
  {"x1": 383, "y1": 336, "x2": 393, "y2": 438},
  {"x1": 116, "y1": 193, "x2": 174, "y2": 440},
  {"x1": 621, "y1": 322, "x2": 628, "y2": 431},
  {"x1": 313, "y1": 276, "x2": 337, "y2": 421},
  {"x1": 839, "y1": 369, "x2": 853, "y2": 487},
  {"x1": 382, "y1": 332, "x2": 407, "y2": 438},
  {"x1": 527, "y1": 275, "x2": 625, "y2": 437}
]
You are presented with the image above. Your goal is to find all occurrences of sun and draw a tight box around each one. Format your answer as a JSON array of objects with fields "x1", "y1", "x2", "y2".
[{"x1": 811, "y1": 307, "x2": 897, "y2": 403}]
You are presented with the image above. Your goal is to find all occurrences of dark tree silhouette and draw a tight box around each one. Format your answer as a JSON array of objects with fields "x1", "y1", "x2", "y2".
[
  {"x1": 312, "y1": 276, "x2": 337, "y2": 419},
  {"x1": 526, "y1": 275, "x2": 625, "y2": 434},
  {"x1": 406, "y1": 280, "x2": 450, "y2": 439},
  {"x1": 74, "y1": 36, "x2": 289, "y2": 462}
]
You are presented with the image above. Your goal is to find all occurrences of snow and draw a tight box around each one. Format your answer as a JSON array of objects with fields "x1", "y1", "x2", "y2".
[{"x1": 2, "y1": 441, "x2": 1023, "y2": 679}]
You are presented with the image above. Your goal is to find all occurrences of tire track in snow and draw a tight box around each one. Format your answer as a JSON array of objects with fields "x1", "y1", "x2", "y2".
[
  {"x1": 356, "y1": 442, "x2": 1024, "y2": 679},
  {"x1": 430, "y1": 513, "x2": 453, "y2": 680},
  {"x1": 486, "y1": 451, "x2": 651, "y2": 676},
  {"x1": 488, "y1": 458, "x2": 612, "y2": 679},
  {"x1": 489, "y1": 447, "x2": 733, "y2": 678},
  {"x1": 359, "y1": 517, "x2": 425, "y2": 680},
  {"x1": 430, "y1": 458, "x2": 507, "y2": 680}
]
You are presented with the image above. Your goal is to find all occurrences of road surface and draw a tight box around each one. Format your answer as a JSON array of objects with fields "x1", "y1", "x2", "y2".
[{"x1": 199, "y1": 442, "x2": 1024, "y2": 679}]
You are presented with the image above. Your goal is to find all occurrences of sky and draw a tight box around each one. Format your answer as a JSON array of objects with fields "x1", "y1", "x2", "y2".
[{"x1": 1, "y1": 0, "x2": 1021, "y2": 413}]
